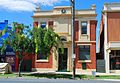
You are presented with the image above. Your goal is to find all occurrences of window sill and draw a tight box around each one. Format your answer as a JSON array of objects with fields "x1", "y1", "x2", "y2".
[
  {"x1": 78, "y1": 60, "x2": 91, "y2": 63},
  {"x1": 81, "y1": 34, "x2": 88, "y2": 36},
  {"x1": 36, "y1": 59, "x2": 49, "y2": 62}
]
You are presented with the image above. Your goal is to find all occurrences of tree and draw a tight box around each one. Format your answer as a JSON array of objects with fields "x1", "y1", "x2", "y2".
[
  {"x1": 1, "y1": 22, "x2": 63, "y2": 77},
  {"x1": 33, "y1": 27, "x2": 63, "y2": 56},
  {"x1": 1, "y1": 22, "x2": 35, "y2": 77}
]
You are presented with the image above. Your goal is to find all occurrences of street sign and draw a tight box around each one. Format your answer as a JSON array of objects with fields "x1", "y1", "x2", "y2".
[{"x1": 72, "y1": 54, "x2": 76, "y2": 59}]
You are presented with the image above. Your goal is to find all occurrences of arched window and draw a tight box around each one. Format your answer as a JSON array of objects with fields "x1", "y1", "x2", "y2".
[{"x1": 60, "y1": 36, "x2": 67, "y2": 41}]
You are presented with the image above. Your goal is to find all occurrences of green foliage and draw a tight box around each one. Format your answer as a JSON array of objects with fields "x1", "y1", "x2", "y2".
[
  {"x1": 1, "y1": 22, "x2": 63, "y2": 58},
  {"x1": 33, "y1": 27, "x2": 63, "y2": 57},
  {"x1": 1, "y1": 22, "x2": 35, "y2": 59},
  {"x1": 0, "y1": 22, "x2": 63, "y2": 77},
  {"x1": 0, "y1": 31, "x2": 2, "y2": 37}
]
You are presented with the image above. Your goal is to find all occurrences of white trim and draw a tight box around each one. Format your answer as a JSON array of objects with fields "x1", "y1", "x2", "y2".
[
  {"x1": 32, "y1": 68, "x2": 55, "y2": 72},
  {"x1": 77, "y1": 44, "x2": 92, "y2": 46},
  {"x1": 108, "y1": 42, "x2": 120, "y2": 49},
  {"x1": 76, "y1": 69, "x2": 96, "y2": 71},
  {"x1": 78, "y1": 60, "x2": 91, "y2": 63},
  {"x1": 75, "y1": 41, "x2": 96, "y2": 43},
  {"x1": 110, "y1": 70, "x2": 120, "y2": 73},
  {"x1": 79, "y1": 21, "x2": 89, "y2": 41},
  {"x1": 87, "y1": 20, "x2": 90, "y2": 35},
  {"x1": 81, "y1": 34, "x2": 88, "y2": 36},
  {"x1": 104, "y1": 12, "x2": 110, "y2": 74},
  {"x1": 109, "y1": 41, "x2": 120, "y2": 43},
  {"x1": 76, "y1": 69, "x2": 96, "y2": 75},
  {"x1": 36, "y1": 59, "x2": 49, "y2": 62}
]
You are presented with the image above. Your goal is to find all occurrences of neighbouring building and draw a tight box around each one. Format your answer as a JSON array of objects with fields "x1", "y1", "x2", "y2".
[
  {"x1": 0, "y1": 20, "x2": 16, "y2": 71},
  {"x1": 0, "y1": 20, "x2": 33, "y2": 72},
  {"x1": 99, "y1": 3, "x2": 120, "y2": 73},
  {"x1": 32, "y1": 5, "x2": 97, "y2": 74}
]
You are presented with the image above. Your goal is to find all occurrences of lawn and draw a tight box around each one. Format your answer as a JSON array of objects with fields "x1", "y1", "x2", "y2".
[{"x1": 0, "y1": 73, "x2": 120, "y2": 80}]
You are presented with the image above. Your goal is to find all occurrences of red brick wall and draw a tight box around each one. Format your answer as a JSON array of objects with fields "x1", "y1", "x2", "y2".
[
  {"x1": 75, "y1": 20, "x2": 97, "y2": 70},
  {"x1": 33, "y1": 22, "x2": 38, "y2": 27},
  {"x1": 32, "y1": 21, "x2": 54, "y2": 69},
  {"x1": 107, "y1": 12, "x2": 120, "y2": 42},
  {"x1": 75, "y1": 43, "x2": 96, "y2": 69},
  {"x1": 15, "y1": 53, "x2": 34, "y2": 71},
  {"x1": 87, "y1": 43, "x2": 96, "y2": 69},
  {"x1": 32, "y1": 54, "x2": 53, "y2": 68},
  {"x1": 75, "y1": 45, "x2": 82, "y2": 68},
  {"x1": 90, "y1": 20, "x2": 97, "y2": 41},
  {"x1": 75, "y1": 21, "x2": 79, "y2": 41}
]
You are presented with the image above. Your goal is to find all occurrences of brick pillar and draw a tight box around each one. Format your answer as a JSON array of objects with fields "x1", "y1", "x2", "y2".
[
  {"x1": 90, "y1": 20, "x2": 97, "y2": 41},
  {"x1": 75, "y1": 21, "x2": 79, "y2": 41},
  {"x1": 75, "y1": 21, "x2": 79, "y2": 68},
  {"x1": 90, "y1": 20, "x2": 97, "y2": 70}
]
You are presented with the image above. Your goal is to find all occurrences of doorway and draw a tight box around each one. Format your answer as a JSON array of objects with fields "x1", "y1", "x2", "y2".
[{"x1": 58, "y1": 48, "x2": 68, "y2": 72}]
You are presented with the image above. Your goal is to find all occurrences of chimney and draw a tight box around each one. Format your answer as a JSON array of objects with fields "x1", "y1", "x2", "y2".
[
  {"x1": 91, "y1": 4, "x2": 96, "y2": 9},
  {"x1": 36, "y1": 5, "x2": 40, "y2": 11}
]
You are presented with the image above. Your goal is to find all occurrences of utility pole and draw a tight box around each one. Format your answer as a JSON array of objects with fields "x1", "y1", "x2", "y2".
[{"x1": 70, "y1": 0, "x2": 76, "y2": 79}]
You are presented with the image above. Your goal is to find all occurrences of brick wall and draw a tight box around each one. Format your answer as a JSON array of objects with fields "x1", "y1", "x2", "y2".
[
  {"x1": 90, "y1": 20, "x2": 97, "y2": 41},
  {"x1": 32, "y1": 21, "x2": 54, "y2": 69},
  {"x1": 32, "y1": 54, "x2": 53, "y2": 68},
  {"x1": 75, "y1": 20, "x2": 97, "y2": 70}
]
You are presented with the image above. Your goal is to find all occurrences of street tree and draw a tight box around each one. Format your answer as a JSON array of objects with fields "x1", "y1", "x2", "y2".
[
  {"x1": 1, "y1": 22, "x2": 35, "y2": 77},
  {"x1": 33, "y1": 27, "x2": 63, "y2": 57},
  {"x1": 1, "y1": 22, "x2": 63, "y2": 77}
]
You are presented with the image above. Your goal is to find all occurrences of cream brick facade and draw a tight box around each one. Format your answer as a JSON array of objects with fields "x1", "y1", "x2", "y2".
[{"x1": 32, "y1": 5, "x2": 97, "y2": 73}]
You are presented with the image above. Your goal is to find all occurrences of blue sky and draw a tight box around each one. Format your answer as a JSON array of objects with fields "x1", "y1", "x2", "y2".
[{"x1": 0, "y1": 0, "x2": 120, "y2": 52}]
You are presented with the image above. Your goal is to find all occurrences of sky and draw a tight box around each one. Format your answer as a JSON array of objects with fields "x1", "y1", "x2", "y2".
[{"x1": 0, "y1": 0, "x2": 120, "y2": 52}]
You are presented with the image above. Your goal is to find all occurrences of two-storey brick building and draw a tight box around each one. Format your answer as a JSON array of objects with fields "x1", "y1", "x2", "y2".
[
  {"x1": 99, "y1": 3, "x2": 120, "y2": 73},
  {"x1": 32, "y1": 5, "x2": 97, "y2": 73}
]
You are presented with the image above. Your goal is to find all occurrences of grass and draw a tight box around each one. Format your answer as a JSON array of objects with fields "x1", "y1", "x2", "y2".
[
  {"x1": 95, "y1": 75, "x2": 120, "y2": 79},
  {"x1": 0, "y1": 73, "x2": 92, "y2": 79},
  {"x1": 0, "y1": 73, "x2": 120, "y2": 80},
  {"x1": 0, "y1": 73, "x2": 17, "y2": 77}
]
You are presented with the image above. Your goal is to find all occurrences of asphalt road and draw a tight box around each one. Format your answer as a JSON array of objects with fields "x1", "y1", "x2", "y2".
[{"x1": 0, "y1": 78, "x2": 119, "y2": 83}]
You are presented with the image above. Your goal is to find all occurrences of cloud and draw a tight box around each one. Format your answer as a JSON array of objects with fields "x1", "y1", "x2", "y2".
[{"x1": 0, "y1": 0, "x2": 69, "y2": 12}]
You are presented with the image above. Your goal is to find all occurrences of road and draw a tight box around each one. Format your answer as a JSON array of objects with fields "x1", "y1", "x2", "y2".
[{"x1": 0, "y1": 78, "x2": 119, "y2": 83}]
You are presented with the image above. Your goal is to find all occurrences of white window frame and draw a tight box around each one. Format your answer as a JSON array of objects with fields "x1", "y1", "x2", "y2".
[{"x1": 81, "y1": 21, "x2": 88, "y2": 35}]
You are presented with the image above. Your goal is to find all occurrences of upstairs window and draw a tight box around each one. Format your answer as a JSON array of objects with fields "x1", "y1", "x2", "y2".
[
  {"x1": 81, "y1": 21, "x2": 87, "y2": 34},
  {"x1": 40, "y1": 22, "x2": 46, "y2": 28}
]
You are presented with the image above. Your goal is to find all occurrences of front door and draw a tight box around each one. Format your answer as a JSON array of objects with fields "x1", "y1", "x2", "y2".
[{"x1": 58, "y1": 48, "x2": 68, "y2": 71}]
